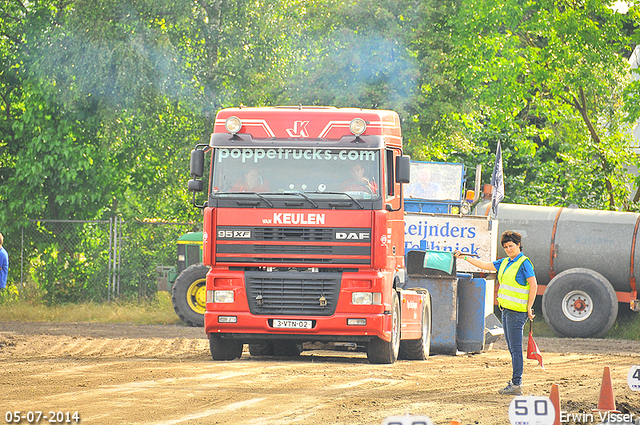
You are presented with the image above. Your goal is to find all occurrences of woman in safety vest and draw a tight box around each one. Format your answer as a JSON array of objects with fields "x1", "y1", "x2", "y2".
[{"x1": 454, "y1": 230, "x2": 537, "y2": 396}]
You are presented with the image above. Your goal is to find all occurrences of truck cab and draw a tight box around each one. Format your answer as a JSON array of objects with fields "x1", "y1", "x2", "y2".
[{"x1": 188, "y1": 107, "x2": 430, "y2": 364}]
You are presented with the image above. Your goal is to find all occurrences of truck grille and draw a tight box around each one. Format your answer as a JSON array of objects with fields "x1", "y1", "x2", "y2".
[
  {"x1": 245, "y1": 271, "x2": 341, "y2": 316},
  {"x1": 253, "y1": 227, "x2": 334, "y2": 241}
]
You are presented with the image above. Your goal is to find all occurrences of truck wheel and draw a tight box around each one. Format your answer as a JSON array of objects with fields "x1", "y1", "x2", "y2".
[
  {"x1": 542, "y1": 268, "x2": 618, "y2": 338},
  {"x1": 209, "y1": 334, "x2": 243, "y2": 360},
  {"x1": 399, "y1": 294, "x2": 431, "y2": 360},
  {"x1": 273, "y1": 341, "x2": 302, "y2": 357},
  {"x1": 171, "y1": 263, "x2": 208, "y2": 327},
  {"x1": 249, "y1": 342, "x2": 274, "y2": 356},
  {"x1": 367, "y1": 291, "x2": 401, "y2": 364}
]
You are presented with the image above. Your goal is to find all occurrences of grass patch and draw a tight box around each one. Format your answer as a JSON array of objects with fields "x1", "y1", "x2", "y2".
[
  {"x1": 534, "y1": 309, "x2": 640, "y2": 340},
  {"x1": 604, "y1": 307, "x2": 640, "y2": 340},
  {"x1": 496, "y1": 302, "x2": 640, "y2": 340},
  {"x1": 0, "y1": 292, "x2": 183, "y2": 326}
]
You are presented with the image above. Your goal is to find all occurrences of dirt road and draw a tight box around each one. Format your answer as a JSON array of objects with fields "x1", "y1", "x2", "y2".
[{"x1": 1, "y1": 321, "x2": 639, "y2": 425}]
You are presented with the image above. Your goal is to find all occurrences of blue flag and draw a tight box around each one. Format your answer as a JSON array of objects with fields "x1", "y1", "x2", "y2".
[{"x1": 490, "y1": 141, "x2": 504, "y2": 217}]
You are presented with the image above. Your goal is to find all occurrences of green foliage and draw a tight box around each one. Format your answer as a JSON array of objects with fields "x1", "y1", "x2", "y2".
[
  {"x1": 0, "y1": 283, "x2": 19, "y2": 304},
  {"x1": 19, "y1": 220, "x2": 196, "y2": 304},
  {"x1": 285, "y1": 0, "x2": 421, "y2": 114},
  {"x1": 26, "y1": 221, "x2": 111, "y2": 304},
  {"x1": 408, "y1": 0, "x2": 639, "y2": 210}
]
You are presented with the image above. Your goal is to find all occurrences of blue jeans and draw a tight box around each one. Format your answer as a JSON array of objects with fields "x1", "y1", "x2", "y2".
[{"x1": 502, "y1": 308, "x2": 528, "y2": 386}]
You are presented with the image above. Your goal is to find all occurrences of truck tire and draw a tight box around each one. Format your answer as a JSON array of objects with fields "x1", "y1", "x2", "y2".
[
  {"x1": 171, "y1": 263, "x2": 207, "y2": 327},
  {"x1": 542, "y1": 268, "x2": 618, "y2": 338},
  {"x1": 209, "y1": 335, "x2": 243, "y2": 360},
  {"x1": 249, "y1": 342, "x2": 274, "y2": 356},
  {"x1": 399, "y1": 294, "x2": 431, "y2": 360},
  {"x1": 273, "y1": 341, "x2": 302, "y2": 357},
  {"x1": 367, "y1": 291, "x2": 401, "y2": 364}
]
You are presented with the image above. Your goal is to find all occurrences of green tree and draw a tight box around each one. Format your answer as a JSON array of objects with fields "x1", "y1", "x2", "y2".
[
  {"x1": 409, "y1": 0, "x2": 640, "y2": 210},
  {"x1": 283, "y1": 0, "x2": 422, "y2": 116}
]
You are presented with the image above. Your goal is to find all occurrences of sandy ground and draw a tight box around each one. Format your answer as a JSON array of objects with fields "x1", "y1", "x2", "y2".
[{"x1": 1, "y1": 321, "x2": 639, "y2": 425}]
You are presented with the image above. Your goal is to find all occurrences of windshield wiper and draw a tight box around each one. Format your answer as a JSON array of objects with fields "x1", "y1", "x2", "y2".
[
  {"x1": 291, "y1": 191, "x2": 318, "y2": 208},
  {"x1": 217, "y1": 190, "x2": 364, "y2": 209},
  {"x1": 317, "y1": 192, "x2": 364, "y2": 209},
  {"x1": 221, "y1": 191, "x2": 275, "y2": 207}
]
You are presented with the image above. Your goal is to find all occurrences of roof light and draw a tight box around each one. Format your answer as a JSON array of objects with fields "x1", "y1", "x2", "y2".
[
  {"x1": 225, "y1": 116, "x2": 242, "y2": 134},
  {"x1": 349, "y1": 118, "x2": 366, "y2": 136}
]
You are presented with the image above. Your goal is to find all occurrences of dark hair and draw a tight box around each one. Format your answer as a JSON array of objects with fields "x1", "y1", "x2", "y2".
[{"x1": 501, "y1": 230, "x2": 522, "y2": 250}]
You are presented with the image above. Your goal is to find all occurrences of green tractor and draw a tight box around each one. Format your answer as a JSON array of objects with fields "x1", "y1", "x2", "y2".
[{"x1": 157, "y1": 232, "x2": 206, "y2": 327}]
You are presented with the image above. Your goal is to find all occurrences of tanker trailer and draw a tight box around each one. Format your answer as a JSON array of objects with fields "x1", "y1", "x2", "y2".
[{"x1": 477, "y1": 202, "x2": 640, "y2": 338}]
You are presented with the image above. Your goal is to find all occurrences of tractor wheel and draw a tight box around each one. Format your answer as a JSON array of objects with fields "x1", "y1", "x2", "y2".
[
  {"x1": 367, "y1": 291, "x2": 401, "y2": 364},
  {"x1": 542, "y1": 268, "x2": 618, "y2": 338},
  {"x1": 171, "y1": 263, "x2": 208, "y2": 327}
]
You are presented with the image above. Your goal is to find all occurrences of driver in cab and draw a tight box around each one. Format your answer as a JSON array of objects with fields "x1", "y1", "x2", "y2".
[
  {"x1": 231, "y1": 168, "x2": 270, "y2": 192},
  {"x1": 340, "y1": 163, "x2": 377, "y2": 194}
]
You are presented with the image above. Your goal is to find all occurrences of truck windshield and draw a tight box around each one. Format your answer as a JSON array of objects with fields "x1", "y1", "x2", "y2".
[{"x1": 210, "y1": 147, "x2": 381, "y2": 199}]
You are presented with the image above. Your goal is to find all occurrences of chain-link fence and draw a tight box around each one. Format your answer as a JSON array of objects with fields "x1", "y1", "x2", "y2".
[{"x1": 19, "y1": 219, "x2": 200, "y2": 303}]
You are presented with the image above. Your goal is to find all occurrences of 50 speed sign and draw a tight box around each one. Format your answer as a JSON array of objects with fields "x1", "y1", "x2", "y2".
[{"x1": 508, "y1": 396, "x2": 555, "y2": 425}]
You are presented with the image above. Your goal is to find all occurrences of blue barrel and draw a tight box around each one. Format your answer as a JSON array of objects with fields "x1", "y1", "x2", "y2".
[{"x1": 457, "y1": 275, "x2": 487, "y2": 353}]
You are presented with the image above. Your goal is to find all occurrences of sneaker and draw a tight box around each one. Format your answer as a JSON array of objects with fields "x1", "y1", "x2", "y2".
[{"x1": 498, "y1": 381, "x2": 522, "y2": 395}]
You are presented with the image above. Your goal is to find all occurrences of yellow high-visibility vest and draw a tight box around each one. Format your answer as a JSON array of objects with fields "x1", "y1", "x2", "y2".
[{"x1": 497, "y1": 256, "x2": 530, "y2": 312}]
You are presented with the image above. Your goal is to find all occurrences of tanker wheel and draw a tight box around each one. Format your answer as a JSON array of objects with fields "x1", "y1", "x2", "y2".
[
  {"x1": 209, "y1": 334, "x2": 243, "y2": 361},
  {"x1": 171, "y1": 263, "x2": 207, "y2": 327},
  {"x1": 542, "y1": 268, "x2": 618, "y2": 338},
  {"x1": 399, "y1": 293, "x2": 431, "y2": 360},
  {"x1": 367, "y1": 291, "x2": 401, "y2": 364},
  {"x1": 249, "y1": 342, "x2": 274, "y2": 356}
]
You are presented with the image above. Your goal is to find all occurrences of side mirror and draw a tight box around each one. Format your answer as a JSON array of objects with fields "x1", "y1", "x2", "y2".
[
  {"x1": 188, "y1": 179, "x2": 204, "y2": 193},
  {"x1": 395, "y1": 155, "x2": 410, "y2": 184},
  {"x1": 190, "y1": 149, "x2": 205, "y2": 178}
]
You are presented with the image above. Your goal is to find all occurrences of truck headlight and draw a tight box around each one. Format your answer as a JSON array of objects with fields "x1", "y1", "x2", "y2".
[
  {"x1": 213, "y1": 290, "x2": 235, "y2": 303},
  {"x1": 352, "y1": 292, "x2": 382, "y2": 305}
]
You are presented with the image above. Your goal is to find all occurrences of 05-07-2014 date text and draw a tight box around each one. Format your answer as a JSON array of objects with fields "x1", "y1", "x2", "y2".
[{"x1": 5, "y1": 411, "x2": 80, "y2": 424}]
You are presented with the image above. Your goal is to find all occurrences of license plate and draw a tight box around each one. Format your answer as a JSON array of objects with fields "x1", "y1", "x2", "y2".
[{"x1": 272, "y1": 319, "x2": 312, "y2": 329}]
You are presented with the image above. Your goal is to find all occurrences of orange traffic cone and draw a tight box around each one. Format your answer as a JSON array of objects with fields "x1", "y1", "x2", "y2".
[
  {"x1": 549, "y1": 384, "x2": 560, "y2": 425},
  {"x1": 592, "y1": 366, "x2": 620, "y2": 413}
]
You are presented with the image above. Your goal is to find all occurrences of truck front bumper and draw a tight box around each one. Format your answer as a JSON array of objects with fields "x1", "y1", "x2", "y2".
[{"x1": 204, "y1": 310, "x2": 391, "y2": 343}]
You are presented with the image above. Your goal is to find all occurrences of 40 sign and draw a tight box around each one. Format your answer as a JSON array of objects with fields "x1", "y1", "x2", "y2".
[
  {"x1": 628, "y1": 365, "x2": 640, "y2": 391},
  {"x1": 508, "y1": 396, "x2": 555, "y2": 425}
]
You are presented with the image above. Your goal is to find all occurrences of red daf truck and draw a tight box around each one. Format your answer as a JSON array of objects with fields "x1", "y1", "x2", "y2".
[{"x1": 187, "y1": 106, "x2": 434, "y2": 364}]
